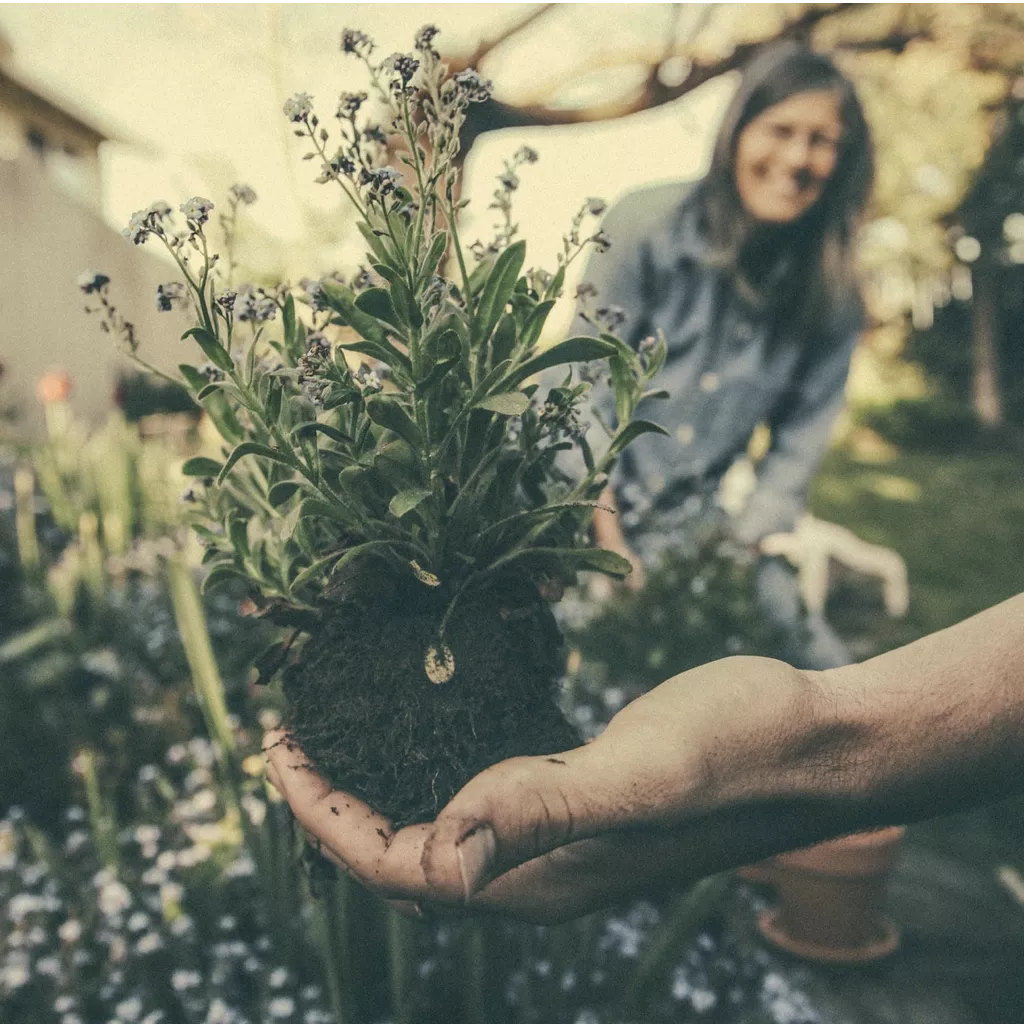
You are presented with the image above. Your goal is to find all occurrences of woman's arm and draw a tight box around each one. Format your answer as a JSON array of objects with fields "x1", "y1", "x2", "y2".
[
  {"x1": 731, "y1": 324, "x2": 858, "y2": 546},
  {"x1": 591, "y1": 485, "x2": 644, "y2": 590}
]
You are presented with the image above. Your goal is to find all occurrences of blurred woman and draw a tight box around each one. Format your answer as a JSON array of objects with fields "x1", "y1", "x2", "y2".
[{"x1": 580, "y1": 43, "x2": 874, "y2": 669}]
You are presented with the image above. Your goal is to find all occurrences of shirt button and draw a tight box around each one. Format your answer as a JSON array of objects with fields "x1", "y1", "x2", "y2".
[
  {"x1": 675, "y1": 424, "x2": 695, "y2": 445},
  {"x1": 699, "y1": 372, "x2": 720, "y2": 392}
]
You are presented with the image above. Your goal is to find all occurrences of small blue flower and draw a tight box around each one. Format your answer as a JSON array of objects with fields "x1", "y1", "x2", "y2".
[
  {"x1": 284, "y1": 93, "x2": 314, "y2": 123},
  {"x1": 179, "y1": 197, "x2": 214, "y2": 225}
]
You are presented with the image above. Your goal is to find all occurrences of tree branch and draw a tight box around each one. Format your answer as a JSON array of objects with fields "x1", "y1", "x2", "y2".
[
  {"x1": 458, "y1": 2, "x2": 870, "y2": 148},
  {"x1": 458, "y1": 4, "x2": 558, "y2": 71}
]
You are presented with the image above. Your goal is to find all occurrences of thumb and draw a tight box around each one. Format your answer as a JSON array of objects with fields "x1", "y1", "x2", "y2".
[{"x1": 421, "y1": 744, "x2": 620, "y2": 902}]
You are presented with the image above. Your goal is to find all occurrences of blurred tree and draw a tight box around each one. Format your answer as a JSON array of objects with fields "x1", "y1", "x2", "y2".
[
  {"x1": 954, "y1": 84, "x2": 1024, "y2": 425},
  {"x1": 446, "y1": 3, "x2": 1024, "y2": 417}
]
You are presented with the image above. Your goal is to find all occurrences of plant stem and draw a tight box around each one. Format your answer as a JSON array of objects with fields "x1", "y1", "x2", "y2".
[
  {"x1": 462, "y1": 920, "x2": 489, "y2": 1024},
  {"x1": 618, "y1": 873, "x2": 733, "y2": 1019},
  {"x1": 318, "y1": 869, "x2": 361, "y2": 1024},
  {"x1": 13, "y1": 465, "x2": 39, "y2": 573},
  {"x1": 386, "y1": 906, "x2": 416, "y2": 1023}
]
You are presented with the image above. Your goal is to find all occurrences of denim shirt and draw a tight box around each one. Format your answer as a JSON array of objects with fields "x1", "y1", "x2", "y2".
[{"x1": 571, "y1": 180, "x2": 860, "y2": 544}]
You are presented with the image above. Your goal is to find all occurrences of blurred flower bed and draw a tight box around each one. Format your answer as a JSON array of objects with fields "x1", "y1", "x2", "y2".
[{"x1": 0, "y1": 379, "x2": 817, "y2": 1024}]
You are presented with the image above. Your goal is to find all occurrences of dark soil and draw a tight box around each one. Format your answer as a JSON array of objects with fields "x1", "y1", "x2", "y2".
[{"x1": 281, "y1": 568, "x2": 579, "y2": 828}]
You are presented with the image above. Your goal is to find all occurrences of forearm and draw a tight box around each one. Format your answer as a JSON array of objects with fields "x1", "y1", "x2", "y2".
[
  {"x1": 675, "y1": 594, "x2": 1024, "y2": 870},
  {"x1": 591, "y1": 486, "x2": 625, "y2": 549}
]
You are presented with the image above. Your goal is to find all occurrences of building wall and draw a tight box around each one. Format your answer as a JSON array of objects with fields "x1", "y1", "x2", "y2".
[
  {"x1": 0, "y1": 154, "x2": 191, "y2": 436},
  {"x1": 0, "y1": 72, "x2": 104, "y2": 210}
]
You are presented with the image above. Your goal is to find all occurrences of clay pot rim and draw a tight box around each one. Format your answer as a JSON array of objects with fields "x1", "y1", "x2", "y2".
[
  {"x1": 772, "y1": 824, "x2": 906, "y2": 876},
  {"x1": 791, "y1": 824, "x2": 906, "y2": 853},
  {"x1": 758, "y1": 908, "x2": 900, "y2": 965}
]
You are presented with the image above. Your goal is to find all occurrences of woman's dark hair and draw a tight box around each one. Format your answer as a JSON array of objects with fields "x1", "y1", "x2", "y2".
[{"x1": 701, "y1": 43, "x2": 874, "y2": 333}]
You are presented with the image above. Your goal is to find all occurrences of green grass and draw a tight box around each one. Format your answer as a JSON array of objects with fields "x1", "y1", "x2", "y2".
[{"x1": 811, "y1": 446, "x2": 1024, "y2": 657}]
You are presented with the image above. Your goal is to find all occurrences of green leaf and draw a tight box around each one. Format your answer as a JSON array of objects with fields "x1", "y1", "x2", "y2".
[
  {"x1": 268, "y1": 480, "x2": 301, "y2": 506},
  {"x1": 291, "y1": 422, "x2": 352, "y2": 446},
  {"x1": 181, "y1": 457, "x2": 223, "y2": 477},
  {"x1": 605, "y1": 419, "x2": 670, "y2": 461},
  {"x1": 415, "y1": 355, "x2": 459, "y2": 396},
  {"x1": 599, "y1": 331, "x2": 642, "y2": 368},
  {"x1": 357, "y1": 221, "x2": 395, "y2": 266},
  {"x1": 179, "y1": 364, "x2": 206, "y2": 391},
  {"x1": 492, "y1": 546, "x2": 633, "y2": 579},
  {"x1": 503, "y1": 336, "x2": 617, "y2": 388},
  {"x1": 290, "y1": 551, "x2": 345, "y2": 592},
  {"x1": 217, "y1": 442, "x2": 296, "y2": 484},
  {"x1": 610, "y1": 353, "x2": 635, "y2": 426},
  {"x1": 228, "y1": 516, "x2": 249, "y2": 556},
  {"x1": 365, "y1": 395, "x2": 421, "y2": 447},
  {"x1": 489, "y1": 313, "x2": 518, "y2": 368},
  {"x1": 326, "y1": 540, "x2": 397, "y2": 579},
  {"x1": 373, "y1": 439, "x2": 421, "y2": 490},
  {"x1": 321, "y1": 280, "x2": 411, "y2": 372},
  {"x1": 192, "y1": 524, "x2": 224, "y2": 547},
  {"x1": 475, "y1": 501, "x2": 604, "y2": 542},
  {"x1": 179, "y1": 365, "x2": 243, "y2": 442},
  {"x1": 544, "y1": 264, "x2": 566, "y2": 301},
  {"x1": 182, "y1": 327, "x2": 234, "y2": 372},
  {"x1": 354, "y1": 287, "x2": 403, "y2": 330},
  {"x1": 467, "y1": 253, "x2": 493, "y2": 297},
  {"x1": 418, "y1": 230, "x2": 448, "y2": 285},
  {"x1": 389, "y1": 277, "x2": 421, "y2": 330},
  {"x1": 371, "y1": 262, "x2": 401, "y2": 285},
  {"x1": 335, "y1": 339, "x2": 408, "y2": 372},
  {"x1": 473, "y1": 240, "x2": 525, "y2": 348},
  {"x1": 200, "y1": 565, "x2": 250, "y2": 594},
  {"x1": 265, "y1": 378, "x2": 283, "y2": 422},
  {"x1": 519, "y1": 300, "x2": 556, "y2": 353},
  {"x1": 298, "y1": 497, "x2": 356, "y2": 526},
  {"x1": 474, "y1": 392, "x2": 529, "y2": 416},
  {"x1": 282, "y1": 294, "x2": 296, "y2": 349},
  {"x1": 196, "y1": 382, "x2": 222, "y2": 401},
  {"x1": 388, "y1": 487, "x2": 432, "y2": 519}
]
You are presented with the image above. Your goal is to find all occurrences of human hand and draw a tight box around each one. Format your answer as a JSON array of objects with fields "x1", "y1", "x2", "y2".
[
  {"x1": 263, "y1": 656, "x2": 802, "y2": 922},
  {"x1": 591, "y1": 487, "x2": 645, "y2": 595}
]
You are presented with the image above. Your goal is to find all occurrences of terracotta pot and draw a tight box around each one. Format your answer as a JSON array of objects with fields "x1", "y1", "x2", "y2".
[{"x1": 742, "y1": 826, "x2": 905, "y2": 964}]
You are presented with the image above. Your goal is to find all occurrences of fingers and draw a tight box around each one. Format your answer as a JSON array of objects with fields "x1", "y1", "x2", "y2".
[
  {"x1": 262, "y1": 730, "x2": 433, "y2": 898},
  {"x1": 421, "y1": 744, "x2": 621, "y2": 902}
]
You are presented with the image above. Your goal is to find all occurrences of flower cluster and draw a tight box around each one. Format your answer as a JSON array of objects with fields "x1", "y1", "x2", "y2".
[
  {"x1": 452, "y1": 69, "x2": 493, "y2": 104},
  {"x1": 539, "y1": 382, "x2": 592, "y2": 443},
  {"x1": 77, "y1": 271, "x2": 110, "y2": 295},
  {"x1": 283, "y1": 92, "x2": 314, "y2": 124},
  {"x1": 228, "y1": 183, "x2": 257, "y2": 206},
  {"x1": 353, "y1": 362, "x2": 383, "y2": 394},
  {"x1": 382, "y1": 52, "x2": 420, "y2": 92},
  {"x1": 180, "y1": 197, "x2": 214, "y2": 227},
  {"x1": 155, "y1": 282, "x2": 186, "y2": 313},
  {"x1": 340, "y1": 28, "x2": 374, "y2": 58},
  {"x1": 413, "y1": 24, "x2": 440, "y2": 56},
  {"x1": 79, "y1": 271, "x2": 138, "y2": 353},
  {"x1": 0, "y1": 742, "x2": 336, "y2": 1024},
  {"x1": 232, "y1": 285, "x2": 278, "y2": 324}
]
